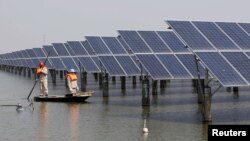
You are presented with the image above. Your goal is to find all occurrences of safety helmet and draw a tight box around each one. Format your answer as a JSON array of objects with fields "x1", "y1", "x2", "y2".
[
  {"x1": 39, "y1": 61, "x2": 44, "y2": 67},
  {"x1": 69, "y1": 68, "x2": 76, "y2": 73}
]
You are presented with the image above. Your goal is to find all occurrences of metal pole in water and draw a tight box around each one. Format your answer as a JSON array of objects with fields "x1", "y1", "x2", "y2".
[
  {"x1": 102, "y1": 70, "x2": 109, "y2": 97},
  {"x1": 152, "y1": 80, "x2": 158, "y2": 95},
  {"x1": 203, "y1": 68, "x2": 212, "y2": 122}
]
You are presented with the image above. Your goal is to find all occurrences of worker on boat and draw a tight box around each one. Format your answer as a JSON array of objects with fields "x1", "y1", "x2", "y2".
[
  {"x1": 65, "y1": 68, "x2": 79, "y2": 96},
  {"x1": 36, "y1": 61, "x2": 48, "y2": 96}
]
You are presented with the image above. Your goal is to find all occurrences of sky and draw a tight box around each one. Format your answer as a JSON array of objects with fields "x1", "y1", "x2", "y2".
[{"x1": 1, "y1": 0, "x2": 250, "y2": 53}]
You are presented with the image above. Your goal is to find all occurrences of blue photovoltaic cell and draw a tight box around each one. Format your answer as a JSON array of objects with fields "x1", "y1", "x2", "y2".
[
  {"x1": 81, "y1": 41, "x2": 95, "y2": 55},
  {"x1": 86, "y1": 37, "x2": 111, "y2": 54},
  {"x1": 75, "y1": 57, "x2": 100, "y2": 73},
  {"x1": 67, "y1": 41, "x2": 88, "y2": 55},
  {"x1": 222, "y1": 52, "x2": 250, "y2": 82},
  {"x1": 98, "y1": 56, "x2": 125, "y2": 76},
  {"x1": 26, "y1": 59, "x2": 36, "y2": 68},
  {"x1": 166, "y1": 21, "x2": 214, "y2": 50},
  {"x1": 101, "y1": 37, "x2": 127, "y2": 54},
  {"x1": 157, "y1": 31, "x2": 189, "y2": 53},
  {"x1": 16, "y1": 51, "x2": 24, "y2": 58},
  {"x1": 92, "y1": 57, "x2": 102, "y2": 68},
  {"x1": 192, "y1": 21, "x2": 238, "y2": 50},
  {"x1": 196, "y1": 52, "x2": 248, "y2": 86},
  {"x1": 138, "y1": 31, "x2": 171, "y2": 53},
  {"x1": 49, "y1": 58, "x2": 66, "y2": 70},
  {"x1": 52, "y1": 43, "x2": 70, "y2": 56},
  {"x1": 61, "y1": 57, "x2": 78, "y2": 71},
  {"x1": 26, "y1": 49, "x2": 37, "y2": 58},
  {"x1": 20, "y1": 50, "x2": 29, "y2": 58},
  {"x1": 33, "y1": 48, "x2": 46, "y2": 57},
  {"x1": 216, "y1": 22, "x2": 250, "y2": 50},
  {"x1": 43, "y1": 45, "x2": 58, "y2": 57},
  {"x1": 64, "y1": 43, "x2": 76, "y2": 56},
  {"x1": 118, "y1": 30, "x2": 152, "y2": 53},
  {"x1": 136, "y1": 54, "x2": 172, "y2": 79},
  {"x1": 157, "y1": 54, "x2": 192, "y2": 78},
  {"x1": 239, "y1": 23, "x2": 250, "y2": 35},
  {"x1": 176, "y1": 54, "x2": 205, "y2": 78},
  {"x1": 117, "y1": 36, "x2": 130, "y2": 52},
  {"x1": 115, "y1": 56, "x2": 140, "y2": 75}
]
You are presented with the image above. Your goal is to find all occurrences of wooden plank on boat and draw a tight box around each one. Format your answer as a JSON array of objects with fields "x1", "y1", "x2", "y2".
[{"x1": 34, "y1": 91, "x2": 93, "y2": 102}]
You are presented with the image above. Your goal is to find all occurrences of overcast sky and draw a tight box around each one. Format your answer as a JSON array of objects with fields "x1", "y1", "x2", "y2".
[{"x1": 1, "y1": 0, "x2": 250, "y2": 53}]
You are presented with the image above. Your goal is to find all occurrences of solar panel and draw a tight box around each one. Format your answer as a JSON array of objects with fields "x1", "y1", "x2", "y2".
[
  {"x1": 136, "y1": 54, "x2": 172, "y2": 79},
  {"x1": 74, "y1": 57, "x2": 100, "y2": 73},
  {"x1": 52, "y1": 43, "x2": 70, "y2": 56},
  {"x1": 137, "y1": 31, "x2": 171, "y2": 53},
  {"x1": 166, "y1": 20, "x2": 215, "y2": 50},
  {"x1": 176, "y1": 54, "x2": 205, "y2": 78},
  {"x1": 92, "y1": 57, "x2": 102, "y2": 68},
  {"x1": 156, "y1": 54, "x2": 192, "y2": 79},
  {"x1": 16, "y1": 51, "x2": 24, "y2": 58},
  {"x1": 26, "y1": 49, "x2": 37, "y2": 58},
  {"x1": 192, "y1": 21, "x2": 238, "y2": 50},
  {"x1": 117, "y1": 36, "x2": 131, "y2": 53},
  {"x1": 43, "y1": 45, "x2": 58, "y2": 57},
  {"x1": 115, "y1": 55, "x2": 140, "y2": 75},
  {"x1": 26, "y1": 59, "x2": 36, "y2": 68},
  {"x1": 49, "y1": 58, "x2": 66, "y2": 70},
  {"x1": 61, "y1": 57, "x2": 78, "y2": 71},
  {"x1": 33, "y1": 48, "x2": 46, "y2": 57},
  {"x1": 67, "y1": 41, "x2": 88, "y2": 56},
  {"x1": 81, "y1": 41, "x2": 95, "y2": 55},
  {"x1": 98, "y1": 56, "x2": 126, "y2": 76},
  {"x1": 86, "y1": 37, "x2": 111, "y2": 54},
  {"x1": 238, "y1": 23, "x2": 250, "y2": 35},
  {"x1": 118, "y1": 30, "x2": 152, "y2": 53},
  {"x1": 64, "y1": 43, "x2": 76, "y2": 56},
  {"x1": 157, "y1": 31, "x2": 190, "y2": 53},
  {"x1": 195, "y1": 52, "x2": 248, "y2": 86},
  {"x1": 101, "y1": 37, "x2": 127, "y2": 54},
  {"x1": 21, "y1": 50, "x2": 30, "y2": 58},
  {"x1": 216, "y1": 22, "x2": 250, "y2": 50},
  {"x1": 222, "y1": 52, "x2": 250, "y2": 82}
]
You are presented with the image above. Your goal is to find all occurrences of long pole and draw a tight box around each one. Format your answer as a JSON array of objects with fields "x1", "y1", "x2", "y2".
[{"x1": 27, "y1": 51, "x2": 51, "y2": 100}]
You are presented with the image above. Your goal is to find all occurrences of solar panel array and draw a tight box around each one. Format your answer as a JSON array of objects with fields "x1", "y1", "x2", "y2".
[{"x1": 167, "y1": 20, "x2": 250, "y2": 86}]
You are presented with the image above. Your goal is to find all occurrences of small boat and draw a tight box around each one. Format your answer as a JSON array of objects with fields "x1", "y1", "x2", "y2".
[{"x1": 34, "y1": 91, "x2": 93, "y2": 102}]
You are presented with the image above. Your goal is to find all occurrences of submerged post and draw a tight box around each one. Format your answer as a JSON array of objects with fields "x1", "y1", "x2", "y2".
[
  {"x1": 203, "y1": 68, "x2": 212, "y2": 122},
  {"x1": 132, "y1": 76, "x2": 136, "y2": 88},
  {"x1": 81, "y1": 71, "x2": 87, "y2": 92},
  {"x1": 102, "y1": 70, "x2": 109, "y2": 97},
  {"x1": 152, "y1": 80, "x2": 158, "y2": 95},
  {"x1": 121, "y1": 76, "x2": 126, "y2": 90},
  {"x1": 28, "y1": 68, "x2": 31, "y2": 78},
  {"x1": 60, "y1": 70, "x2": 63, "y2": 79},
  {"x1": 142, "y1": 73, "x2": 150, "y2": 106},
  {"x1": 52, "y1": 69, "x2": 56, "y2": 84}
]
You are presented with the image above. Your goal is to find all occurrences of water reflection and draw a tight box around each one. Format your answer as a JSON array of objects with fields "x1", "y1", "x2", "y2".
[
  {"x1": 142, "y1": 106, "x2": 150, "y2": 141},
  {"x1": 38, "y1": 102, "x2": 48, "y2": 140},
  {"x1": 68, "y1": 104, "x2": 80, "y2": 141}
]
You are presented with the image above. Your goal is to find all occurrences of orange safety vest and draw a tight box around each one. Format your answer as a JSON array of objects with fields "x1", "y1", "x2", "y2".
[
  {"x1": 66, "y1": 73, "x2": 77, "y2": 81},
  {"x1": 36, "y1": 67, "x2": 47, "y2": 75}
]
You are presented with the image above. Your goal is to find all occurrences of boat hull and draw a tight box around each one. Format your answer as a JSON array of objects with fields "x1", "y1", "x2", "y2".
[{"x1": 34, "y1": 91, "x2": 93, "y2": 102}]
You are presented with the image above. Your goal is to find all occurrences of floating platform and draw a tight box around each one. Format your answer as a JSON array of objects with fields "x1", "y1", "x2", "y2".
[{"x1": 34, "y1": 91, "x2": 93, "y2": 102}]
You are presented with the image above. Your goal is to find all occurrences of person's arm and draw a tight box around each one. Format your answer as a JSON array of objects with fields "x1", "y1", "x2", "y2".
[{"x1": 41, "y1": 67, "x2": 48, "y2": 75}]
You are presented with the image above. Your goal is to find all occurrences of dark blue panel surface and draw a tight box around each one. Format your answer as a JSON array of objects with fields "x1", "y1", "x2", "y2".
[
  {"x1": 49, "y1": 58, "x2": 65, "y2": 70},
  {"x1": 157, "y1": 54, "x2": 192, "y2": 78},
  {"x1": 157, "y1": 31, "x2": 189, "y2": 53},
  {"x1": 81, "y1": 41, "x2": 95, "y2": 55},
  {"x1": 102, "y1": 37, "x2": 127, "y2": 54},
  {"x1": 118, "y1": 30, "x2": 152, "y2": 53},
  {"x1": 52, "y1": 43, "x2": 70, "y2": 56},
  {"x1": 138, "y1": 31, "x2": 171, "y2": 53},
  {"x1": 26, "y1": 49, "x2": 37, "y2": 58},
  {"x1": 117, "y1": 36, "x2": 130, "y2": 53},
  {"x1": 98, "y1": 56, "x2": 125, "y2": 76},
  {"x1": 222, "y1": 52, "x2": 250, "y2": 82},
  {"x1": 67, "y1": 41, "x2": 88, "y2": 55},
  {"x1": 64, "y1": 43, "x2": 76, "y2": 56},
  {"x1": 176, "y1": 54, "x2": 205, "y2": 78},
  {"x1": 166, "y1": 21, "x2": 214, "y2": 50},
  {"x1": 75, "y1": 57, "x2": 100, "y2": 73},
  {"x1": 86, "y1": 37, "x2": 111, "y2": 54},
  {"x1": 32, "y1": 48, "x2": 46, "y2": 57},
  {"x1": 43, "y1": 45, "x2": 58, "y2": 57},
  {"x1": 239, "y1": 23, "x2": 250, "y2": 35},
  {"x1": 115, "y1": 56, "x2": 140, "y2": 75},
  {"x1": 136, "y1": 54, "x2": 172, "y2": 79},
  {"x1": 196, "y1": 52, "x2": 248, "y2": 86},
  {"x1": 26, "y1": 59, "x2": 36, "y2": 68},
  {"x1": 193, "y1": 21, "x2": 238, "y2": 50},
  {"x1": 216, "y1": 22, "x2": 250, "y2": 50},
  {"x1": 61, "y1": 57, "x2": 78, "y2": 71}
]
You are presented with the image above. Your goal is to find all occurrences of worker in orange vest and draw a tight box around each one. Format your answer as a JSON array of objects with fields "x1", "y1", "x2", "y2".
[
  {"x1": 36, "y1": 61, "x2": 48, "y2": 96},
  {"x1": 65, "y1": 69, "x2": 79, "y2": 96}
]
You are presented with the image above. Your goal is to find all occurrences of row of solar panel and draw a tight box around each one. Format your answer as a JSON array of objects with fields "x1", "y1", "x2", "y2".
[
  {"x1": 0, "y1": 31, "x2": 202, "y2": 80},
  {"x1": 167, "y1": 20, "x2": 250, "y2": 86}
]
